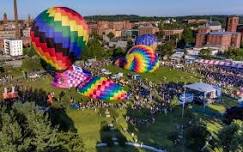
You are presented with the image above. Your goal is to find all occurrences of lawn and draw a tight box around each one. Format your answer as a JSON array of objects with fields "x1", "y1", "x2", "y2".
[
  {"x1": 64, "y1": 100, "x2": 236, "y2": 152},
  {"x1": 106, "y1": 65, "x2": 200, "y2": 83},
  {"x1": 66, "y1": 109, "x2": 103, "y2": 152},
  {"x1": 1, "y1": 64, "x2": 238, "y2": 152},
  {"x1": 0, "y1": 75, "x2": 89, "y2": 102}
]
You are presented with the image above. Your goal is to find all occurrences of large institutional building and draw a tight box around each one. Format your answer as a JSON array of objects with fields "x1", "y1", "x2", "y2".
[
  {"x1": 0, "y1": 0, "x2": 32, "y2": 50},
  {"x1": 88, "y1": 20, "x2": 159, "y2": 37},
  {"x1": 195, "y1": 16, "x2": 241, "y2": 50},
  {"x1": 4, "y1": 39, "x2": 23, "y2": 56},
  {"x1": 226, "y1": 16, "x2": 239, "y2": 32}
]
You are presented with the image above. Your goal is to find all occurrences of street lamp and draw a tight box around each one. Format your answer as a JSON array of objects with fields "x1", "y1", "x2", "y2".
[{"x1": 182, "y1": 88, "x2": 186, "y2": 119}]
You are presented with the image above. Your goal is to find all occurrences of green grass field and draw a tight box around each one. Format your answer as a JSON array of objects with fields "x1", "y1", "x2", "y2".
[
  {"x1": 64, "y1": 99, "x2": 237, "y2": 152},
  {"x1": 106, "y1": 65, "x2": 200, "y2": 83},
  {"x1": 1, "y1": 64, "x2": 238, "y2": 151}
]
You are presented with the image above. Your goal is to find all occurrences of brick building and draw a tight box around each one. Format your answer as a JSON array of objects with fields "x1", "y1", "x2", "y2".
[
  {"x1": 207, "y1": 32, "x2": 241, "y2": 49},
  {"x1": 0, "y1": 30, "x2": 16, "y2": 49},
  {"x1": 226, "y1": 16, "x2": 239, "y2": 32},
  {"x1": 3, "y1": 13, "x2": 8, "y2": 24},
  {"x1": 195, "y1": 16, "x2": 241, "y2": 50},
  {"x1": 0, "y1": 30, "x2": 16, "y2": 39},
  {"x1": 196, "y1": 31, "x2": 241, "y2": 50},
  {"x1": 236, "y1": 25, "x2": 243, "y2": 45},
  {"x1": 162, "y1": 29, "x2": 184, "y2": 39},
  {"x1": 195, "y1": 33, "x2": 207, "y2": 48},
  {"x1": 0, "y1": 38, "x2": 4, "y2": 49},
  {"x1": 21, "y1": 37, "x2": 31, "y2": 47},
  {"x1": 138, "y1": 25, "x2": 159, "y2": 35},
  {"x1": 95, "y1": 20, "x2": 132, "y2": 36},
  {"x1": 88, "y1": 22, "x2": 98, "y2": 34}
]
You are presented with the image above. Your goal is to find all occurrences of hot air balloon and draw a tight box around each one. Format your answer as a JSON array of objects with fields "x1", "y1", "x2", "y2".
[
  {"x1": 52, "y1": 65, "x2": 91, "y2": 89},
  {"x1": 31, "y1": 7, "x2": 89, "y2": 71},
  {"x1": 78, "y1": 76, "x2": 127, "y2": 101},
  {"x1": 135, "y1": 34, "x2": 158, "y2": 50},
  {"x1": 116, "y1": 45, "x2": 159, "y2": 73},
  {"x1": 32, "y1": 7, "x2": 127, "y2": 101}
]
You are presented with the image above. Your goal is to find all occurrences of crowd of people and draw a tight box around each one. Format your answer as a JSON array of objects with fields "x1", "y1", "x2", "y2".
[
  {"x1": 2, "y1": 58, "x2": 242, "y2": 128},
  {"x1": 164, "y1": 61, "x2": 243, "y2": 96}
]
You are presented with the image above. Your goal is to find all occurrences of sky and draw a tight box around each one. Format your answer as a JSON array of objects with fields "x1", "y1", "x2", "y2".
[{"x1": 1, "y1": 0, "x2": 243, "y2": 19}]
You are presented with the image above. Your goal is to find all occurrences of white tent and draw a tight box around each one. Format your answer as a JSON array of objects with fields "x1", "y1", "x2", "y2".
[{"x1": 184, "y1": 82, "x2": 221, "y2": 99}]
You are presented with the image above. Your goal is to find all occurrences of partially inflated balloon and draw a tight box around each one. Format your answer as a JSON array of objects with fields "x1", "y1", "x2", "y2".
[
  {"x1": 135, "y1": 34, "x2": 158, "y2": 50},
  {"x1": 31, "y1": 7, "x2": 89, "y2": 71},
  {"x1": 78, "y1": 76, "x2": 127, "y2": 101},
  {"x1": 52, "y1": 65, "x2": 91, "y2": 89},
  {"x1": 123, "y1": 45, "x2": 159, "y2": 73}
]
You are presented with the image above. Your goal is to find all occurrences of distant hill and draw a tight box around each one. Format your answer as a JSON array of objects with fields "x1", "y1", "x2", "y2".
[{"x1": 84, "y1": 15, "x2": 243, "y2": 24}]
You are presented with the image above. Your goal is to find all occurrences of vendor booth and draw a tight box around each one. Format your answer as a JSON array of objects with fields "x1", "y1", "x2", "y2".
[{"x1": 184, "y1": 82, "x2": 221, "y2": 103}]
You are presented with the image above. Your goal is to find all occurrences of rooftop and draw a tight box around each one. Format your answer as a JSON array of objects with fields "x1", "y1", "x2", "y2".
[
  {"x1": 209, "y1": 31, "x2": 239, "y2": 35},
  {"x1": 184, "y1": 82, "x2": 218, "y2": 93},
  {"x1": 207, "y1": 21, "x2": 221, "y2": 26}
]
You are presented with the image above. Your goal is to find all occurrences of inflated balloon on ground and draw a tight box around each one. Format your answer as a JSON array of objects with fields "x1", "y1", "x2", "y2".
[
  {"x1": 78, "y1": 76, "x2": 127, "y2": 101},
  {"x1": 52, "y1": 65, "x2": 91, "y2": 89},
  {"x1": 116, "y1": 45, "x2": 159, "y2": 73},
  {"x1": 31, "y1": 7, "x2": 127, "y2": 101}
]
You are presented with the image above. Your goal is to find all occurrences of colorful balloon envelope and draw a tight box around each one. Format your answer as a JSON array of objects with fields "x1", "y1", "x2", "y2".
[
  {"x1": 123, "y1": 45, "x2": 159, "y2": 73},
  {"x1": 135, "y1": 34, "x2": 158, "y2": 50},
  {"x1": 31, "y1": 7, "x2": 89, "y2": 71},
  {"x1": 52, "y1": 65, "x2": 91, "y2": 89},
  {"x1": 78, "y1": 76, "x2": 127, "y2": 101}
]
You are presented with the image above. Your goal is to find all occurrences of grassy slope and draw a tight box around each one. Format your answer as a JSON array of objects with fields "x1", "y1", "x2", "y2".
[
  {"x1": 1, "y1": 64, "x2": 238, "y2": 151},
  {"x1": 106, "y1": 65, "x2": 200, "y2": 83}
]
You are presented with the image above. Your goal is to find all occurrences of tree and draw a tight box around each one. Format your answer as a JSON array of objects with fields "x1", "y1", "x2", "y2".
[
  {"x1": 224, "y1": 106, "x2": 243, "y2": 124},
  {"x1": 178, "y1": 27, "x2": 194, "y2": 48},
  {"x1": 0, "y1": 108, "x2": 23, "y2": 152},
  {"x1": 22, "y1": 57, "x2": 42, "y2": 72},
  {"x1": 170, "y1": 96, "x2": 179, "y2": 111},
  {"x1": 23, "y1": 46, "x2": 36, "y2": 57},
  {"x1": 199, "y1": 48, "x2": 211, "y2": 59},
  {"x1": 112, "y1": 47, "x2": 125, "y2": 59},
  {"x1": 168, "y1": 110, "x2": 214, "y2": 151},
  {"x1": 218, "y1": 120, "x2": 243, "y2": 152},
  {"x1": 0, "y1": 102, "x2": 85, "y2": 152},
  {"x1": 82, "y1": 37, "x2": 109, "y2": 59},
  {"x1": 157, "y1": 42, "x2": 175, "y2": 58},
  {"x1": 107, "y1": 32, "x2": 115, "y2": 40},
  {"x1": 224, "y1": 48, "x2": 243, "y2": 61},
  {"x1": 182, "y1": 27, "x2": 194, "y2": 44},
  {"x1": 185, "y1": 122, "x2": 211, "y2": 151},
  {"x1": 126, "y1": 39, "x2": 134, "y2": 51}
]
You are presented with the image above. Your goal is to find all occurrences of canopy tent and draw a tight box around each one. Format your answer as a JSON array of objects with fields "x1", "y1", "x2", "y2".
[
  {"x1": 184, "y1": 82, "x2": 221, "y2": 100},
  {"x1": 237, "y1": 88, "x2": 243, "y2": 106},
  {"x1": 185, "y1": 82, "x2": 217, "y2": 92},
  {"x1": 179, "y1": 93, "x2": 194, "y2": 104},
  {"x1": 196, "y1": 59, "x2": 243, "y2": 69},
  {"x1": 237, "y1": 88, "x2": 243, "y2": 98}
]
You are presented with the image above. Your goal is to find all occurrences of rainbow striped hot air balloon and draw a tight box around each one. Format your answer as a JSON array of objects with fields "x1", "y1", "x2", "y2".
[
  {"x1": 31, "y1": 7, "x2": 89, "y2": 71},
  {"x1": 78, "y1": 76, "x2": 127, "y2": 101},
  {"x1": 135, "y1": 34, "x2": 158, "y2": 50},
  {"x1": 122, "y1": 45, "x2": 159, "y2": 73},
  {"x1": 31, "y1": 7, "x2": 128, "y2": 102}
]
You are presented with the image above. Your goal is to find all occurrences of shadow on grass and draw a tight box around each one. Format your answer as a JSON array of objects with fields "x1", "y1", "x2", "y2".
[
  {"x1": 14, "y1": 86, "x2": 78, "y2": 132},
  {"x1": 124, "y1": 94, "x2": 236, "y2": 152},
  {"x1": 96, "y1": 112, "x2": 141, "y2": 152},
  {"x1": 48, "y1": 107, "x2": 77, "y2": 132}
]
